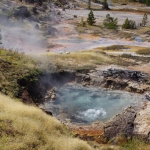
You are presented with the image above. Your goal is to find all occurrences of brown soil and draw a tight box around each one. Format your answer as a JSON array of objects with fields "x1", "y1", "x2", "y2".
[
  {"x1": 128, "y1": 64, "x2": 150, "y2": 75},
  {"x1": 67, "y1": 122, "x2": 105, "y2": 143}
]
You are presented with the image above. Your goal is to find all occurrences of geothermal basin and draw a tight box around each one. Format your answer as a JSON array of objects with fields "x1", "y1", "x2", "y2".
[{"x1": 43, "y1": 84, "x2": 145, "y2": 124}]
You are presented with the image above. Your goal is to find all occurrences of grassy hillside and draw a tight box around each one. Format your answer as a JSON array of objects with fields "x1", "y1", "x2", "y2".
[
  {"x1": 0, "y1": 48, "x2": 116, "y2": 99},
  {"x1": 0, "y1": 94, "x2": 94, "y2": 150},
  {"x1": 0, "y1": 48, "x2": 40, "y2": 97}
]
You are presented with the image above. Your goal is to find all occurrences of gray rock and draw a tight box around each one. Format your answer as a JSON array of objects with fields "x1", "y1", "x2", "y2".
[
  {"x1": 35, "y1": 23, "x2": 39, "y2": 29},
  {"x1": 44, "y1": 110, "x2": 53, "y2": 116},
  {"x1": 103, "y1": 68, "x2": 144, "y2": 82},
  {"x1": 32, "y1": 7, "x2": 38, "y2": 15},
  {"x1": 133, "y1": 102, "x2": 150, "y2": 139},
  {"x1": 13, "y1": 6, "x2": 31, "y2": 18},
  {"x1": 83, "y1": 75, "x2": 91, "y2": 82},
  {"x1": 51, "y1": 94, "x2": 56, "y2": 100},
  {"x1": 104, "y1": 106, "x2": 136, "y2": 140}
]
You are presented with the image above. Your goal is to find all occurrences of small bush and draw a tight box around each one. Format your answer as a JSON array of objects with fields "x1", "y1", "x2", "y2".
[
  {"x1": 141, "y1": 13, "x2": 148, "y2": 27},
  {"x1": 80, "y1": 18, "x2": 86, "y2": 27},
  {"x1": 103, "y1": 14, "x2": 118, "y2": 30},
  {"x1": 122, "y1": 18, "x2": 136, "y2": 29}
]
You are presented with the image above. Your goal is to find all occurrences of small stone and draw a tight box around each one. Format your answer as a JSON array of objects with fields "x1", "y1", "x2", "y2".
[{"x1": 51, "y1": 94, "x2": 56, "y2": 100}]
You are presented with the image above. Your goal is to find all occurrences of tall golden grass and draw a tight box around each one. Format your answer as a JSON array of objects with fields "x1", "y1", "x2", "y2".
[{"x1": 0, "y1": 94, "x2": 93, "y2": 150}]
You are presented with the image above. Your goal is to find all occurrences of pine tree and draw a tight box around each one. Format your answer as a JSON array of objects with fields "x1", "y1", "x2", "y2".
[
  {"x1": 142, "y1": 13, "x2": 148, "y2": 27},
  {"x1": 122, "y1": 18, "x2": 130, "y2": 29},
  {"x1": 87, "y1": 10, "x2": 96, "y2": 26}
]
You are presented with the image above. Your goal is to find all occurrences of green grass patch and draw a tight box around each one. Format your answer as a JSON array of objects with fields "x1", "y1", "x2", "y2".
[
  {"x1": 121, "y1": 53, "x2": 150, "y2": 62},
  {"x1": 0, "y1": 48, "x2": 41, "y2": 97},
  {"x1": 136, "y1": 48, "x2": 150, "y2": 55},
  {"x1": 102, "y1": 45, "x2": 128, "y2": 51}
]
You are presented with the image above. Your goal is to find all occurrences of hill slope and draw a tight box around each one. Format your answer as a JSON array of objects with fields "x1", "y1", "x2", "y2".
[{"x1": 0, "y1": 94, "x2": 93, "y2": 150}]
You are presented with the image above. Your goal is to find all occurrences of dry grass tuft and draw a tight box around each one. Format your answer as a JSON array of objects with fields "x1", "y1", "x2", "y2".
[
  {"x1": 136, "y1": 48, "x2": 150, "y2": 55},
  {"x1": 120, "y1": 138, "x2": 150, "y2": 150},
  {"x1": 0, "y1": 94, "x2": 93, "y2": 150},
  {"x1": 102, "y1": 45, "x2": 128, "y2": 51},
  {"x1": 76, "y1": 25, "x2": 103, "y2": 34}
]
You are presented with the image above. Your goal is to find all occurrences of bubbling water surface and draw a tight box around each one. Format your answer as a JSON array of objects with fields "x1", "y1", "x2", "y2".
[{"x1": 43, "y1": 85, "x2": 145, "y2": 124}]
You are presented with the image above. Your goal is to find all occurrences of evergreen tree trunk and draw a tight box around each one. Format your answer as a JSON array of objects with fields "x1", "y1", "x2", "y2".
[
  {"x1": 102, "y1": 0, "x2": 110, "y2": 10},
  {"x1": 88, "y1": 0, "x2": 91, "y2": 9}
]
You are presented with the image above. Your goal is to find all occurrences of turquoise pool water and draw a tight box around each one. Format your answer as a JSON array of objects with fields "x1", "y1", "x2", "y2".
[{"x1": 43, "y1": 85, "x2": 145, "y2": 124}]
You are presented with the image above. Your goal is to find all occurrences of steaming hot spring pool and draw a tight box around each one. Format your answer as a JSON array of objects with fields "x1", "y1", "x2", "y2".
[{"x1": 43, "y1": 85, "x2": 145, "y2": 124}]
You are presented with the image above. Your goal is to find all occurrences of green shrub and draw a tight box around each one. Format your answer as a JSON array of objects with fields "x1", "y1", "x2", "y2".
[
  {"x1": 122, "y1": 18, "x2": 136, "y2": 29},
  {"x1": 80, "y1": 18, "x2": 86, "y2": 27},
  {"x1": 146, "y1": 0, "x2": 150, "y2": 6},
  {"x1": 103, "y1": 14, "x2": 118, "y2": 30}
]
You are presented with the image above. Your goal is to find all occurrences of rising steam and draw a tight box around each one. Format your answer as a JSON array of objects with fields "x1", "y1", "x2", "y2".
[{"x1": 0, "y1": 0, "x2": 60, "y2": 53}]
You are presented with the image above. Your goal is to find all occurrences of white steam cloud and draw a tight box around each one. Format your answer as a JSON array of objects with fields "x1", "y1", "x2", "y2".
[{"x1": 0, "y1": 17, "x2": 46, "y2": 53}]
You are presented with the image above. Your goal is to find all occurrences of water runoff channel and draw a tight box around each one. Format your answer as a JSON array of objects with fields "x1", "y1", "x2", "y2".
[
  {"x1": 50, "y1": 35, "x2": 150, "y2": 53},
  {"x1": 42, "y1": 84, "x2": 145, "y2": 124}
]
